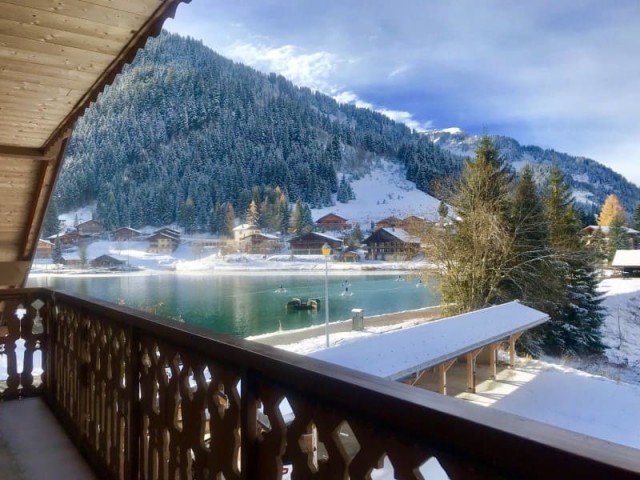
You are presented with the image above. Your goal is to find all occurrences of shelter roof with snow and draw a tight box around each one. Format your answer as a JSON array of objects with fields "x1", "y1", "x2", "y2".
[
  {"x1": 311, "y1": 301, "x2": 549, "y2": 382},
  {"x1": 612, "y1": 250, "x2": 640, "y2": 268}
]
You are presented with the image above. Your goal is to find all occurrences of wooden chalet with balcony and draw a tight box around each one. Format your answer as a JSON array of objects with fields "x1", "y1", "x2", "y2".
[
  {"x1": 363, "y1": 227, "x2": 422, "y2": 260},
  {"x1": 0, "y1": 2, "x2": 638, "y2": 479},
  {"x1": 375, "y1": 215, "x2": 403, "y2": 230},
  {"x1": 315, "y1": 212, "x2": 351, "y2": 231},
  {"x1": 76, "y1": 219, "x2": 106, "y2": 237},
  {"x1": 289, "y1": 232, "x2": 343, "y2": 255},
  {"x1": 35, "y1": 239, "x2": 54, "y2": 258},
  {"x1": 148, "y1": 230, "x2": 180, "y2": 254},
  {"x1": 112, "y1": 226, "x2": 143, "y2": 242}
]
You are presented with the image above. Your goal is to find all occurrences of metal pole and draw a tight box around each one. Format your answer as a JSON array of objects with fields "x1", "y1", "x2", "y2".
[{"x1": 325, "y1": 255, "x2": 330, "y2": 347}]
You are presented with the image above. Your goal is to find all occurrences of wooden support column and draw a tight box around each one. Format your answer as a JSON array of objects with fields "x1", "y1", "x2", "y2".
[
  {"x1": 436, "y1": 359, "x2": 457, "y2": 396},
  {"x1": 465, "y1": 348, "x2": 484, "y2": 393},
  {"x1": 488, "y1": 342, "x2": 498, "y2": 379},
  {"x1": 408, "y1": 369, "x2": 428, "y2": 387},
  {"x1": 509, "y1": 332, "x2": 524, "y2": 368}
]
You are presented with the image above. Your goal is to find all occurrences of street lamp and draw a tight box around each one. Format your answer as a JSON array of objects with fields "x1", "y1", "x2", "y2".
[{"x1": 321, "y1": 242, "x2": 331, "y2": 347}]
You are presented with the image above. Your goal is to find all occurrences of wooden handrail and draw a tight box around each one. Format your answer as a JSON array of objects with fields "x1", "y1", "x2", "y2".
[{"x1": 1, "y1": 288, "x2": 639, "y2": 479}]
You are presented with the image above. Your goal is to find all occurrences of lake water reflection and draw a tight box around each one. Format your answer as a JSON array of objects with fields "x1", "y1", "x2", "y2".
[{"x1": 28, "y1": 273, "x2": 440, "y2": 337}]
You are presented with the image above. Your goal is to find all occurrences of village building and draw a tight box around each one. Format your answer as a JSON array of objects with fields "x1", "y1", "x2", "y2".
[
  {"x1": 582, "y1": 225, "x2": 639, "y2": 249},
  {"x1": 289, "y1": 232, "x2": 343, "y2": 255},
  {"x1": 90, "y1": 254, "x2": 125, "y2": 269},
  {"x1": 374, "y1": 216, "x2": 403, "y2": 230},
  {"x1": 401, "y1": 215, "x2": 430, "y2": 235},
  {"x1": 363, "y1": 227, "x2": 422, "y2": 261},
  {"x1": 76, "y1": 220, "x2": 105, "y2": 237},
  {"x1": 148, "y1": 230, "x2": 180, "y2": 253},
  {"x1": 611, "y1": 250, "x2": 640, "y2": 277},
  {"x1": 240, "y1": 233, "x2": 284, "y2": 254},
  {"x1": 35, "y1": 239, "x2": 54, "y2": 258},
  {"x1": 46, "y1": 231, "x2": 80, "y2": 246},
  {"x1": 315, "y1": 213, "x2": 351, "y2": 231},
  {"x1": 112, "y1": 227, "x2": 142, "y2": 242},
  {"x1": 233, "y1": 224, "x2": 261, "y2": 243}
]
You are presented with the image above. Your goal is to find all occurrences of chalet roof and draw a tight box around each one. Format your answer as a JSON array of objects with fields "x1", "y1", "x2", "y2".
[
  {"x1": 289, "y1": 231, "x2": 343, "y2": 243},
  {"x1": 312, "y1": 301, "x2": 549, "y2": 381},
  {"x1": 76, "y1": 220, "x2": 104, "y2": 228},
  {"x1": 233, "y1": 224, "x2": 260, "y2": 231},
  {"x1": 38, "y1": 239, "x2": 54, "y2": 246},
  {"x1": 0, "y1": 0, "x2": 189, "y2": 288},
  {"x1": 149, "y1": 232, "x2": 180, "y2": 242},
  {"x1": 113, "y1": 227, "x2": 142, "y2": 234},
  {"x1": 376, "y1": 216, "x2": 402, "y2": 224},
  {"x1": 316, "y1": 213, "x2": 349, "y2": 223},
  {"x1": 363, "y1": 227, "x2": 420, "y2": 245},
  {"x1": 612, "y1": 250, "x2": 640, "y2": 268},
  {"x1": 91, "y1": 254, "x2": 125, "y2": 265}
]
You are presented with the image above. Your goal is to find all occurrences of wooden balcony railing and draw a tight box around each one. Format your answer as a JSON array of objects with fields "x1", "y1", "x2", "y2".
[{"x1": 1, "y1": 288, "x2": 639, "y2": 479}]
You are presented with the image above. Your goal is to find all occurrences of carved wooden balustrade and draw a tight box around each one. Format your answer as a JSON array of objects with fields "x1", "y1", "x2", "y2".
[{"x1": 1, "y1": 288, "x2": 639, "y2": 479}]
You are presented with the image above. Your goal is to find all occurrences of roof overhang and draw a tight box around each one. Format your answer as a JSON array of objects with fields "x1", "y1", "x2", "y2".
[{"x1": 0, "y1": 0, "x2": 190, "y2": 288}]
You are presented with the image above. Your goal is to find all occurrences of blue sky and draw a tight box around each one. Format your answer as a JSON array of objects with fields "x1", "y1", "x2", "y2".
[{"x1": 165, "y1": 1, "x2": 640, "y2": 186}]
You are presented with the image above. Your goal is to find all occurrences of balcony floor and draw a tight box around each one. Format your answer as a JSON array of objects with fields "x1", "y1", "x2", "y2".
[{"x1": 0, "y1": 397, "x2": 97, "y2": 480}]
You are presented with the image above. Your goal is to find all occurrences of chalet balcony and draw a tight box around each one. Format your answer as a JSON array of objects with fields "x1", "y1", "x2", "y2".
[{"x1": 0, "y1": 288, "x2": 639, "y2": 480}]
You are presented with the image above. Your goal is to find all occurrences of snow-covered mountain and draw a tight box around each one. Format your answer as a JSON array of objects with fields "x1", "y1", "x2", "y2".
[{"x1": 425, "y1": 128, "x2": 640, "y2": 215}]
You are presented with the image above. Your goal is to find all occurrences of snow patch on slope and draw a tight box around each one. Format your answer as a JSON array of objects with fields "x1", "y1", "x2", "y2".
[{"x1": 312, "y1": 160, "x2": 441, "y2": 226}]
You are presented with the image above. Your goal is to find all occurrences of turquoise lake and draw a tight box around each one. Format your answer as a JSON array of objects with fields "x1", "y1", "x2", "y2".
[{"x1": 27, "y1": 273, "x2": 440, "y2": 337}]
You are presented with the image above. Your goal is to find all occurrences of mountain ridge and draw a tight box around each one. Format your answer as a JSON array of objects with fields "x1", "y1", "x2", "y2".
[{"x1": 425, "y1": 128, "x2": 640, "y2": 215}]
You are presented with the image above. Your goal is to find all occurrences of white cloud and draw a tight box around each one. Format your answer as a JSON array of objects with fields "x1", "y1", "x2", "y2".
[
  {"x1": 224, "y1": 42, "x2": 340, "y2": 94},
  {"x1": 334, "y1": 91, "x2": 433, "y2": 132}
]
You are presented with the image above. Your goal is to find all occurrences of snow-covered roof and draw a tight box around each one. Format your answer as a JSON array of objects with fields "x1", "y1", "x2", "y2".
[
  {"x1": 612, "y1": 250, "x2": 640, "y2": 267},
  {"x1": 233, "y1": 223, "x2": 259, "y2": 231},
  {"x1": 583, "y1": 225, "x2": 640, "y2": 235},
  {"x1": 381, "y1": 227, "x2": 420, "y2": 244},
  {"x1": 311, "y1": 301, "x2": 549, "y2": 381}
]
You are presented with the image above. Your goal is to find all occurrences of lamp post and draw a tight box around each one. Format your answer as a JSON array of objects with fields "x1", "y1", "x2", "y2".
[{"x1": 321, "y1": 242, "x2": 331, "y2": 347}]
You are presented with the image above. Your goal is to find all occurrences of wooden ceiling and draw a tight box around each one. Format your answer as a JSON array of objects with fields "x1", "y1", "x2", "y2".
[{"x1": 0, "y1": 0, "x2": 189, "y2": 287}]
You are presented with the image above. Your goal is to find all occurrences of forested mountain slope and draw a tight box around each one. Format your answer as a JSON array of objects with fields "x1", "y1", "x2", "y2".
[
  {"x1": 426, "y1": 129, "x2": 640, "y2": 216},
  {"x1": 56, "y1": 31, "x2": 459, "y2": 231}
]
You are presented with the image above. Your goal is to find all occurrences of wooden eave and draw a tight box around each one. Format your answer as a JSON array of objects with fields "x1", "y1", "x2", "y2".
[{"x1": 0, "y1": 0, "x2": 190, "y2": 288}]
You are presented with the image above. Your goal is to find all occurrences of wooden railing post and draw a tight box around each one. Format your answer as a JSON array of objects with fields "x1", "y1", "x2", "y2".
[
  {"x1": 240, "y1": 369, "x2": 259, "y2": 479},
  {"x1": 128, "y1": 326, "x2": 141, "y2": 480}
]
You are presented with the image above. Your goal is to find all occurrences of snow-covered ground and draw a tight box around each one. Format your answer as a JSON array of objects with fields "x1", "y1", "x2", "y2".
[{"x1": 260, "y1": 276, "x2": 640, "y2": 451}]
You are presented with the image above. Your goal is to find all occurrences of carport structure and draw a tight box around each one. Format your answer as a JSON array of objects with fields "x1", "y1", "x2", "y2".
[{"x1": 312, "y1": 301, "x2": 549, "y2": 395}]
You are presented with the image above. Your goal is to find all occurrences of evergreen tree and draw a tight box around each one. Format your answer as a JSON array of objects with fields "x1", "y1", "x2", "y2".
[
  {"x1": 51, "y1": 237, "x2": 63, "y2": 264},
  {"x1": 178, "y1": 198, "x2": 195, "y2": 234},
  {"x1": 223, "y1": 203, "x2": 236, "y2": 237},
  {"x1": 79, "y1": 244, "x2": 88, "y2": 269},
  {"x1": 597, "y1": 194, "x2": 625, "y2": 226},
  {"x1": 607, "y1": 216, "x2": 628, "y2": 262},
  {"x1": 336, "y1": 175, "x2": 354, "y2": 203},
  {"x1": 538, "y1": 167, "x2": 605, "y2": 356},
  {"x1": 506, "y1": 166, "x2": 556, "y2": 306},
  {"x1": 245, "y1": 199, "x2": 259, "y2": 226},
  {"x1": 633, "y1": 203, "x2": 640, "y2": 231},
  {"x1": 349, "y1": 223, "x2": 363, "y2": 247},
  {"x1": 430, "y1": 136, "x2": 514, "y2": 314},
  {"x1": 42, "y1": 199, "x2": 60, "y2": 238},
  {"x1": 437, "y1": 201, "x2": 448, "y2": 222}
]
